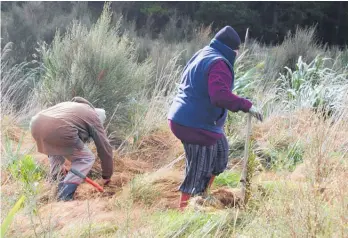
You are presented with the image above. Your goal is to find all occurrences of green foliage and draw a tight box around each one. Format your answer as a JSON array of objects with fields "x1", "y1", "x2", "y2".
[
  {"x1": 140, "y1": 3, "x2": 169, "y2": 16},
  {"x1": 77, "y1": 223, "x2": 118, "y2": 238},
  {"x1": 196, "y1": 2, "x2": 260, "y2": 34},
  {"x1": 1, "y1": 132, "x2": 35, "y2": 171},
  {"x1": 213, "y1": 171, "x2": 241, "y2": 188},
  {"x1": 234, "y1": 59, "x2": 264, "y2": 97},
  {"x1": 1, "y1": 195, "x2": 26, "y2": 238},
  {"x1": 37, "y1": 3, "x2": 154, "y2": 132},
  {"x1": 277, "y1": 54, "x2": 348, "y2": 113},
  {"x1": 279, "y1": 56, "x2": 326, "y2": 100},
  {"x1": 2, "y1": 1, "x2": 348, "y2": 66},
  {"x1": 9, "y1": 155, "x2": 46, "y2": 194},
  {"x1": 260, "y1": 141, "x2": 304, "y2": 172},
  {"x1": 1, "y1": 2, "x2": 93, "y2": 64},
  {"x1": 264, "y1": 26, "x2": 323, "y2": 82},
  {"x1": 159, "y1": 14, "x2": 197, "y2": 43}
]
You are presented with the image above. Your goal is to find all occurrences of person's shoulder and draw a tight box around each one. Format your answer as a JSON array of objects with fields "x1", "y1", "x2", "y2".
[
  {"x1": 209, "y1": 58, "x2": 230, "y2": 70},
  {"x1": 71, "y1": 96, "x2": 94, "y2": 108}
]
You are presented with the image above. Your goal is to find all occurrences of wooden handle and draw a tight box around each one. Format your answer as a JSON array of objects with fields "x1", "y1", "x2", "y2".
[{"x1": 240, "y1": 113, "x2": 252, "y2": 204}]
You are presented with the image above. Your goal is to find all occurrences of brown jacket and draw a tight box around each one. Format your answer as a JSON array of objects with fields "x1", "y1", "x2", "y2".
[{"x1": 30, "y1": 99, "x2": 113, "y2": 178}]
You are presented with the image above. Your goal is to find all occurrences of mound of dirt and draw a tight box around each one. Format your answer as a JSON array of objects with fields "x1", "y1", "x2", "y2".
[
  {"x1": 189, "y1": 188, "x2": 242, "y2": 211},
  {"x1": 114, "y1": 157, "x2": 152, "y2": 174},
  {"x1": 74, "y1": 172, "x2": 133, "y2": 200},
  {"x1": 130, "y1": 129, "x2": 183, "y2": 169},
  {"x1": 151, "y1": 171, "x2": 183, "y2": 209},
  {"x1": 88, "y1": 148, "x2": 153, "y2": 177}
]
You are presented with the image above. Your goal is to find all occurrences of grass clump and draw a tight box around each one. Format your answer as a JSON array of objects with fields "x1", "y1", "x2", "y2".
[
  {"x1": 1, "y1": 42, "x2": 41, "y2": 122},
  {"x1": 1, "y1": 195, "x2": 26, "y2": 238},
  {"x1": 129, "y1": 174, "x2": 161, "y2": 207},
  {"x1": 60, "y1": 223, "x2": 118, "y2": 238},
  {"x1": 150, "y1": 209, "x2": 238, "y2": 238}
]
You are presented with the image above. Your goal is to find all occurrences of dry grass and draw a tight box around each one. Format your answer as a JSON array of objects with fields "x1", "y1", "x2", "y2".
[
  {"x1": 2, "y1": 107, "x2": 348, "y2": 237},
  {"x1": 128, "y1": 128, "x2": 183, "y2": 169},
  {"x1": 237, "y1": 109, "x2": 348, "y2": 237}
]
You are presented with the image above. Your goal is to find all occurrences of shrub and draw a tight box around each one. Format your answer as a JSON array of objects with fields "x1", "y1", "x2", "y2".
[
  {"x1": 1, "y1": 2, "x2": 93, "y2": 64},
  {"x1": 125, "y1": 53, "x2": 181, "y2": 141},
  {"x1": 9, "y1": 155, "x2": 46, "y2": 194},
  {"x1": 36, "y1": 3, "x2": 154, "y2": 133}
]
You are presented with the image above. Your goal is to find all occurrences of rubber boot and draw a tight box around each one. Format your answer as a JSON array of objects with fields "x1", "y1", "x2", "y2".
[
  {"x1": 57, "y1": 182, "x2": 78, "y2": 201},
  {"x1": 203, "y1": 175, "x2": 216, "y2": 197},
  {"x1": 207, "y1": 175, "x2": 216, "y2": 190},
  {"x1": 179, "y1": 192, "x2": 191, "y2": 211}
]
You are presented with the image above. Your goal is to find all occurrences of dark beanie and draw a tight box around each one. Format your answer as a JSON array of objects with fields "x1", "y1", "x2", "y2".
[{"x1": 214, "y1": 26, "x2": 241, "y2": 50}]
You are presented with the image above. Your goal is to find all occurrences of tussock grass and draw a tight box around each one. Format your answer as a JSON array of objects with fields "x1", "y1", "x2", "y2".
[
  {"x1": 149, "y1": 209, "x2": 238, "y2": 238},
  {"x1": 1, "y1": 42, "x2": 41, "y2": 123}
]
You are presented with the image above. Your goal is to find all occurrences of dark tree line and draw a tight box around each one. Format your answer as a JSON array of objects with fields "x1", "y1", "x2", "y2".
[
  {"x1": 2, "y1": 1, "x2": 347, "y2": 47},
  {"x1": 99, "y1": 1, "x2": 348, "y2": 46}
]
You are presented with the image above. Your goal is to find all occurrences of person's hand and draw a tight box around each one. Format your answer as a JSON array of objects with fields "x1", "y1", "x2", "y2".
[
  {"x1": 103, "y1": 179, "x2": 111, "y2": 186},
  {"x1": 62, "y1": 165, "x2": 69, "y2": 176},
  {"x1": 249, "y1": 106, "x2": 263, "y2": 122}
]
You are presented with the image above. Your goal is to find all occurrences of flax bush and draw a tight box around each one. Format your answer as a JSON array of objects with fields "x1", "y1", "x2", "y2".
[
  {"x1": 263, "y1": 26, "x2": 324, "y2": 84},
  {"x1": 276, "y1": 55, "x2": 348, "y2": 114}
]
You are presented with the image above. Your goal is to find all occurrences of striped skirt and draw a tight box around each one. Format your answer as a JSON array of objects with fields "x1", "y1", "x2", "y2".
[{"x1": 180, "y1": 135, "x2": 229, "y2": 195}]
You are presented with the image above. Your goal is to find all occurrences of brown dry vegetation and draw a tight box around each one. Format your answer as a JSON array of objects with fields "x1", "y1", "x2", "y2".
[{"x1": 2, "y1": 107, "x2": 346, "y2": 237}]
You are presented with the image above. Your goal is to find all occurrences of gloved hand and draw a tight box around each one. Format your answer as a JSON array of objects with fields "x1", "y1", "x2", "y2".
[{"x1": 249, "y1": 106, "x2": 263, "y2": 122}]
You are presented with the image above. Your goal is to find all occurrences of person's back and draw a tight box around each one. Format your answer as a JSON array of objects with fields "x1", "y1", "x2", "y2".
[
  {"x1": 169, "y1": 42, "x2": 235, "y2": 134},
  {"x1": 30, "y1": 97, "x2": 113, "y2": 201},
  {"x1": 31, "y1": 101, "x2": 102, "y2": 155}
]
